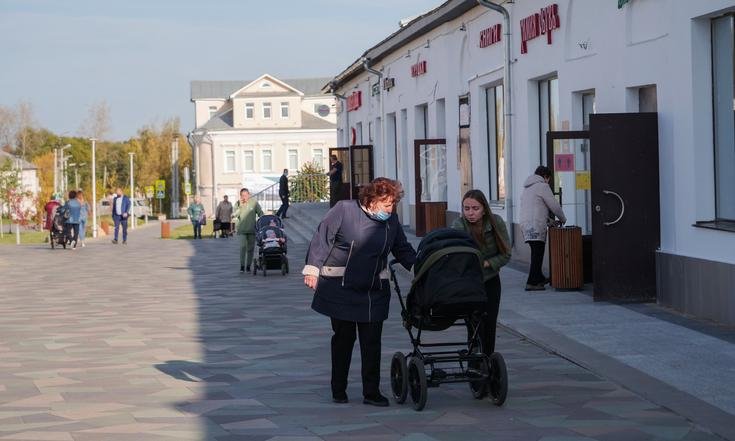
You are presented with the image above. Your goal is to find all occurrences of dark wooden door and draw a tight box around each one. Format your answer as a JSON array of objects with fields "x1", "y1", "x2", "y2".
[
  {"x1": 350, "y1": 145, "x2": 374, "y2": 200},
  {"x1": 590, "y1": 113, "x2": 660, "y2": 301},
  {"x1": 414, "y1": 139, "x2": 448, "y2": 236}
]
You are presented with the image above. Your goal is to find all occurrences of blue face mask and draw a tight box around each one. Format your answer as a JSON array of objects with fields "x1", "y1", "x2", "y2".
[{"x1": 372, "y1": 210, "x2": 391, "y2": 221}]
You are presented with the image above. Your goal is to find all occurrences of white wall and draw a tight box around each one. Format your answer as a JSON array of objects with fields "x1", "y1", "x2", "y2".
[{"x1": 334, "y1": 0, "x2": 735, "y2": 265}]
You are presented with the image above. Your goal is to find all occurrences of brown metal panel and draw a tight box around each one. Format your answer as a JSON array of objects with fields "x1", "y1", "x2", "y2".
[{"x1": 549, "y1": 226, "x2": 584, "y2": 289}]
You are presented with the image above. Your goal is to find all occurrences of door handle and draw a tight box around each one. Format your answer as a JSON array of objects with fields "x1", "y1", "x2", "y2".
[{"x1": 602, "y1": 190, "x2": 625, "y2": 227}]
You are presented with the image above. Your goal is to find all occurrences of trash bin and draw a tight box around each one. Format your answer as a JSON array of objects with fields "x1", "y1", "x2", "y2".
[
  {"x1": 161, "y1": 221, "x2": 171, "y2": 239},
  {"x1": 548, "y1": 226, "x2": 583, "y2": 289}
]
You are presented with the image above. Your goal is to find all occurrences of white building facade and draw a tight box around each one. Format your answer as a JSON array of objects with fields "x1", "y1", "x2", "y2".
[
  {"x1": 328, "y1": 0, "x2": 735, "y2": 324},
  {"x1": 189, "y1": 75, "x2": 337, "y2": 211}
]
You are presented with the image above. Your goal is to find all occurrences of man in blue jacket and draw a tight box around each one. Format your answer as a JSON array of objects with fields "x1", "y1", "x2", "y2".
[{"x1": 111, "y1": 187, "x2": 131, "y2": 245}]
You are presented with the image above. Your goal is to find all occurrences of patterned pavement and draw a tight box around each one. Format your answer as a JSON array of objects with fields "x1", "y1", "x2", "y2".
[{"x1": 0, "y1": 222, "x2": 725, "y2": 440}]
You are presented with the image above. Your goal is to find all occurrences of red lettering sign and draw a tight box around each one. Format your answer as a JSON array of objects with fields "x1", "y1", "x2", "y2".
[
  {"x1": 347, "y1": 91, "x2": 362, "y2": 112},
  {"x1": 411, "y1": 60, "x2": 427, "y2": 77},
  {"x1": 480, "y1": 23, "x2": 502, "y2": 48},
  {"x1": 520, "y1": 3, "x2": 560, "y2": 54}
]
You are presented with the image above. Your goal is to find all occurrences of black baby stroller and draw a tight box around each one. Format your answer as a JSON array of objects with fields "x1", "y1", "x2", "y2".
[
  {"x1": 252, "y1": 215, "x2": 289, "y2": 276},
  {"x1": 49, "y1": 205, "x2": 69, "y2": 249},
  {"x1": 388, "y1": 228, "x2": 508, "y2": 411}
]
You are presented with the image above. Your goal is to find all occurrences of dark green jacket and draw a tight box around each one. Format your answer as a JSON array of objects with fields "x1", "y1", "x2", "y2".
[
  {"x1": 233, "y1": 199, "x2": 264, "y2": 235},
  {"x1": 451, "y1": 214, "x2": 511, "y2": 280}
]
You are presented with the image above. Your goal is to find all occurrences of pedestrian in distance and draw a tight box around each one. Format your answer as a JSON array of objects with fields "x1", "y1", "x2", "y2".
[
  {"x1": 451, "y1": 189, "x2": 511, "y2": 355},
  {"x1": 187, "y1": 196, "x2": 205, "y2": 239},
  {"x1": 111, "y1": 187, "x2": 131, "y2": 245},
  {"x1": 77, "y1": 190, "x2": 91, "y2": 248},
  {"x1": 232, "y1": 188, "x2": 263, "y2": 273},
  {"x1": 43, "y1": 193, "x2": 62, "y2": 232},
  {"x1": 215, "y1": 195, "x2": 233, "y2": 238},
  {"x1": 519, "y1": 166, "x2": 566, "y2": 291},
  {"x1": 327, "y1": 154, "x2": 343, "y2": 207},
  {"x1": 63, "y1": 190, "x2": 82, "y2": 250},
  {"x1": 303, "y1": 177, "x2": 416, "y2": 407},
  {"x1": 275, "y1": 168, "x2": 290, "y2": 219}
]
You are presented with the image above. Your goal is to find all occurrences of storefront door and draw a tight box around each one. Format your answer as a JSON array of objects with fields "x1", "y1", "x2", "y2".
[
  {"x1": 328, "y1": 145, "x2": 374, "y2": 203},
  {"x1": 414, "y1": 139, "x2": 448, "y2": 236},
  {"x1": 589, "y1": 113, "x2": 660, "y2": 301}
]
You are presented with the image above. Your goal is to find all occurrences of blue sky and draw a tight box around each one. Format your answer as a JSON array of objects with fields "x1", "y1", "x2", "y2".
[{"x1": 0, "y1": 0, "x2": 441, "y2": 141}]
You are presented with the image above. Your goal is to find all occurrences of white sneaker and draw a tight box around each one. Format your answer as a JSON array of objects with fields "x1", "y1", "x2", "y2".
[{"x1": 81, "y1": 242, "x2": 86, "y2": 248}]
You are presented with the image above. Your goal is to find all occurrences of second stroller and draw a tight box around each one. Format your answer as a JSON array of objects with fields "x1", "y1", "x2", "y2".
[{"x1": 252, "y1": 215, "x2": 289, "y2": 276}]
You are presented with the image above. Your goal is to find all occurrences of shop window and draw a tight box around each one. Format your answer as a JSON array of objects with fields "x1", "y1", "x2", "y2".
[
  {"x1": 712, "y1": 15, "x2": 735, "y2": 221},
  {"x1": 485, "y1": 85, "x2": 505, "y2": 201},
  {"x1": 539, "y1": 77, "x2": 559, "y2": 165}
]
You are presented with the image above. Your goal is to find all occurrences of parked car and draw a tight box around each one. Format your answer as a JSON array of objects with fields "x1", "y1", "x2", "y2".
[{"x1": 98, "y1": 197, "x2": 150, "y2": 218}]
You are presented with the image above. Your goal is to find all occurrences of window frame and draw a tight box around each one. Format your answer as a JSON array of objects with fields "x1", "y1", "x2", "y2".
[
  {"x1": 224, "y1": 150, "x2": 236, "y2": 173},
  {"x1": 263, "y1": 102, "x2": 272, "y2": 119},
  {"x1": 245, "y1": 103, "x2": 254, "y2": 119},
  {"x1": 280, "y1": 102, "x2": 289, "y2": 119},
  {"x1": 485, "y1": 84, "x2": 505, "y2": 202},
  {"x1": 243, "y1": 150, "x2": 254, "y2": 172},
  {"x1": 287, "y1": 148, "x2": 299, "y2": 171},
  {"x1": 261, "y1": 149, "x2": 272, "y2": 172}
]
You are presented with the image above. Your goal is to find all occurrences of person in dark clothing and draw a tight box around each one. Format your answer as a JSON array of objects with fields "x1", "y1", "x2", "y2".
[
  {"x1": 327, "y1": 154, "x2": 343, "y2": 207},
  {"x1": 451, "y1": 189, "x2": 511, "y2": 355},
  {"x1": 303, "y1": 177, "x2": 416, "y2": 407},
  {"x1": 275, "y1": 169, "x2": 290, "y2": 219}
]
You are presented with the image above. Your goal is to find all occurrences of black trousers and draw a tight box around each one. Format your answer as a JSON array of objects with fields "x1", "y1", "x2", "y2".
[
  {"x1": 65, "y1": 223, "x2": 79, "y2": 246},
  {"x1": 467, "y1": 276, "x2": 502, "y2": 355},
  {"x1": 276, "y1": 194, "x2": 289, "y2": 217},
  {"x1": 329, "y1": 183, "x2": 342, "y2": 207},
  {"x1": 330, "y1": 318, "x2": 383, "y2": 398},
  {"x1": 526, "y1": 240, "x2": 547, "y2": 285}
]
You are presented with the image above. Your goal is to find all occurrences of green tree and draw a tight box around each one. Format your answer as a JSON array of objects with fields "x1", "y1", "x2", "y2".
[
  {"x1": 290, "y1": 161, "x2": 328, "y2": 203},
  {"x1": 0, "y1": 157, "x2": 34, "y2": 243}
]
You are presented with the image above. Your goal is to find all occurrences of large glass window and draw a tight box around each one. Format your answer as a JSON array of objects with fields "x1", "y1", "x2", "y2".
[
  {"x1": 243, "y1": 150, "x2": 254, "y2": 172},
  {"x1": 312, "y1": 148, "x2": 324, "y2": 168},
  {"x1": 281, "y1": 102, "x2": 289, "y2": 119},
  {"x1": 485, "y1": 85, "x2": 505, "y2": 200},
  {"x1": 288, "y1": 149, "x2": 299, "y2": 171},
  {"x1": 245, "y1": 103, "x2": 254, "y2": 119},
  {"x1": 262, "y1": 149, "x2": 272, "y2": 172},
  {"x1": 712, "y1": 15, "x2": 735, "y2": 220},
  {"x1": 539, "y1": 77, "x2": 559, "y2": 165},
  {"x1": 224, "y1": 150, "x2": 236, "y2": 173},
  {"x1": 419, "y1": 143, "x2": 448, "y2": 202},
  {"x1": 263, "y1": 102, "x2": 272, "y2": 119}
]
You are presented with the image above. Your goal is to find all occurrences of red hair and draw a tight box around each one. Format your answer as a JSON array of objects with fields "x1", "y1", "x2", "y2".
[{"x1": 359, "y1": 178, "x2": 403, "y2": 207}]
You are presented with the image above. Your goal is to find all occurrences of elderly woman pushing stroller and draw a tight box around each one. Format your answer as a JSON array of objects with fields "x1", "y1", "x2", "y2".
[{"x1": 303, "y1": 177, "x2": 416, "y2": 407}]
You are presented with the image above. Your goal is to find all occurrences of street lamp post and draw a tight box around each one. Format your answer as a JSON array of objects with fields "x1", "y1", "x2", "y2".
[
  {"x1": 55, "y1": 144, "x2": 71, "y2": 195},
  {"x1": 90, "y1": 138, "x2": 98, "y2": 238},
  {"x1": 129, "y1": 152, "x2": 135, "y2": 230}
]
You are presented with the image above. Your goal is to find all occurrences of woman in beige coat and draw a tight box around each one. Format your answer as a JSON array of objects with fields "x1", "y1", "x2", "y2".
[{"x1": 519, "y1": 166, "x2": 566, "y2": 290}]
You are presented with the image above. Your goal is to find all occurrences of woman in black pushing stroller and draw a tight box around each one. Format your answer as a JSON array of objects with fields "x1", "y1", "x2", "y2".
[
  {"x1": 252, "y1": 214, "x2": 288, "y2": 276},
  {"x1": 388, "y1": 189, "x2": 511, "y2": 410}
]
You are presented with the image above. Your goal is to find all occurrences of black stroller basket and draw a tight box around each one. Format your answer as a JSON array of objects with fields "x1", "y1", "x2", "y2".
[{"x1": 388, "y1": 227, "x2": 508, "y2": 411}]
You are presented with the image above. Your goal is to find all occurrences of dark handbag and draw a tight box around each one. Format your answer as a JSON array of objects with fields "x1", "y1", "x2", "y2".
[{"x1": 213, "y1": 219, "x2": 221, "y2": 231}]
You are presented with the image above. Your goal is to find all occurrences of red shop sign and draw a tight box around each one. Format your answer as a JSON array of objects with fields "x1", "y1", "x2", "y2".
[
  {"x1": 411, "y1": 60, "x2": 427, "y2": 77},
  {"x1": 480, "y1": 23, "x2": 502, "y2": 48},
  {"x1": 520, "y1": 3, "x2": 560, "y2": 54},
  {"x1": 347, "y1": 91, "x2": 362, "y2": 112}
]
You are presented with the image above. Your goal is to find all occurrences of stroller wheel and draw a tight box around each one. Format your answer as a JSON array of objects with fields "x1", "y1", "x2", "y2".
[
  {"x1": 50, "y1": 233, "x2": 55, "y2": 249},
  {"x1": 489, "y1": 352, "x2": 508, "y2": 406},
  {"x1": 407, "y1": 357, "x2": 427, "y2": 411},
  {"x1": 252, "y1": 265, "x2": 257, "y2": 276},
  {"x1": 390, "y1": 352, "x2": 408, "y2": 404},
  {"x1": 281, "y1": 262, "x2": 287, "y2": 276}
]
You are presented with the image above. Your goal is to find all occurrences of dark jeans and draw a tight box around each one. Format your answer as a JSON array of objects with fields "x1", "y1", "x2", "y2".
[
  {"x1": 65, "y1": 223, "x2": 79, "y2": 247},
  {"x1": 330, "y1": 318, "x2": 383, "y2": 399},
  {"x1": 192, "y1": 221, "x2": 202, "y2": 239},
  {"x1": 329, "y1": 182, "x2": 342, "y2": 207},
  {"x1": 276, "y1": 194, "x2": 289, "y2": 217},
  {"x1": 467, "y1": 276, "x2": 502, "y2": 355},
  {"x1": 113, "y1": 215, "x2": 128, "y2": 241},
  {"x1": 527, "y1": 240, "x2": 546, "y2": 285}
]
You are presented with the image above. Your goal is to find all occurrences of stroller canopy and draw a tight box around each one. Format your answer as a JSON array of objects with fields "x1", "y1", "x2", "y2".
[
  {"x1": 256, "y1": 214, "x2": 282, "y2": 231},
  {"x1": 408, "y1": 228, "x2": 487, "y2": 317}
]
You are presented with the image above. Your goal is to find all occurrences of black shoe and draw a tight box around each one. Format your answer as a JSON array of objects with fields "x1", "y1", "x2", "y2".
[
  {"x1": 240, "y1": 266, "x2": 245, "y2": 273},
  {"x1": 363, "y1": 394, "x2": 389, "y2": 407},
  {"x1": 246, "y1": 266, "x2": 250, "y2": 272},
  {"x1": 525, "y1": 283, "x2": 545, "y2": 291},
  {"x1": 332, "y1": 393, "x2": 349, "y2": 404},
  {"x1": 111, "y1": 239, "x2": 118, "y2": 244},
  {"x1": 282, "y1": 215, "x2": 289, "y2": 219}
]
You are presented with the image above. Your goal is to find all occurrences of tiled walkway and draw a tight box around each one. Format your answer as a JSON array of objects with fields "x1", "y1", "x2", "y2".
[{"x1": 0, "y1": 223, "x2": 724, "y2": 440}]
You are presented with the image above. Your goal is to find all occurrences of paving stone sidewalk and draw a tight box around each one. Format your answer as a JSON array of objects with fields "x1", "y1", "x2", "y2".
[{"x1": 0, "y1": 223, "x2": 725, "y2": 440}]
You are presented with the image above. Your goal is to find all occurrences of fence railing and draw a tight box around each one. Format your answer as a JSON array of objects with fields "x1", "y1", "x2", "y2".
[{"x1": 252, "y1": 173, "x2": 330, "y2": 213}]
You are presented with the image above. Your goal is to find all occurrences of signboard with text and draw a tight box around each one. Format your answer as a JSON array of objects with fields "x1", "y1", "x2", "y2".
[
  {"x1": 520, "y1": 3, "x2": 560, "y2": 54},
  {"x1": 145, "y1": 186, "x2": 154, "y2": 199}
]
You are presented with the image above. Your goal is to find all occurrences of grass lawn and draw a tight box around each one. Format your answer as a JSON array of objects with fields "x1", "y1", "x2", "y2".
[
  {"x1": 170, "y1": 221, "x2": 216, "y2": 239},
  {"x1": 0, "y1": 229, "x2": 50, "y2": 245}
]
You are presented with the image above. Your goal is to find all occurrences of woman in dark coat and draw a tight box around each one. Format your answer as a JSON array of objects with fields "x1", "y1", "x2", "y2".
[{"x1": 303, "y1": 178, "x2": 416, "y2": 407}]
